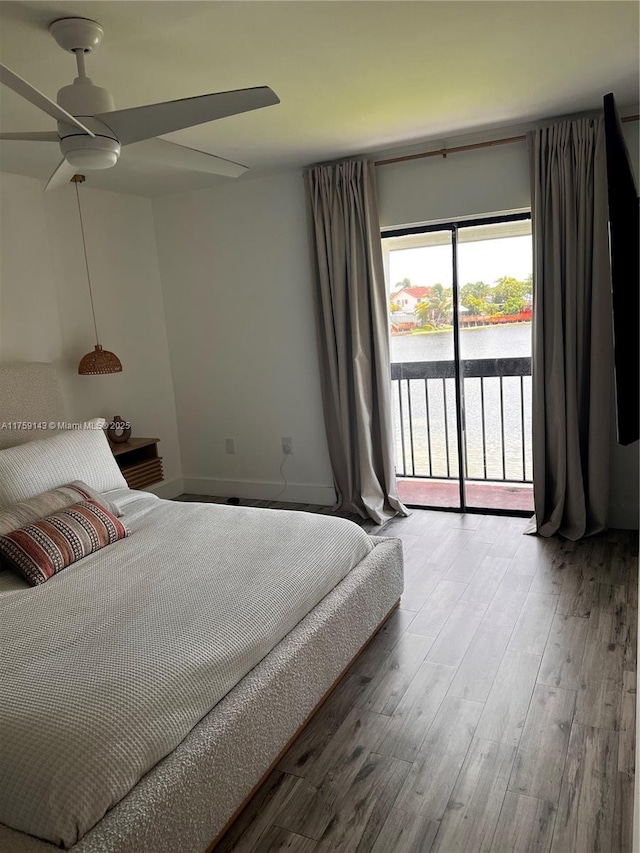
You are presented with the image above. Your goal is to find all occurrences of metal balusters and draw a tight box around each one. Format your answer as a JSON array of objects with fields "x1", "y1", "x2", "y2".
[
  {"x1": 480, "y1": 377, "x2": 487, "y2": 480},
  {"x1": 407, "y1": 380, "x2": 416, "y2": 476},
  {"x1": 425, "y1": 378, "x2": 433, "y2": 477},
  {"x1": 520, "y1": 375, "x2": 526, "y2": 482},
  {"x1": 397, "y1": 379, "x2": 406, "y2": 476},
  {"x1": 499, "y1": 376, "x2": 506, "y2": 481},
  {"x1": 391, "y1": 359, "x2": 532, "y2": 485},
  {"x1": 443, "y1": 377, "x2": 451, "y2": 478}
]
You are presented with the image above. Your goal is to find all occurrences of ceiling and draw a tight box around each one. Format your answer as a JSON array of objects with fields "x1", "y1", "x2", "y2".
[{"x1": 0, "y1": 1, "x2": 638, "y2": 196}]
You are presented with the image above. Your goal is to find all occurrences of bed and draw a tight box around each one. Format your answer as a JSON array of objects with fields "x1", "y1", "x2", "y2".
[{"x1": 0, "y1": 363, "x2": 404, "y2": 853}]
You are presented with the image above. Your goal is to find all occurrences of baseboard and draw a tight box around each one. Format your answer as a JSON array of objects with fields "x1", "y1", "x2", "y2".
[
  {"x1": 182, "y1": 476, "x2": 336, "y2": 506},
  {"x1": 146, "y1": 477, "x2": 185, "y2": 500}
]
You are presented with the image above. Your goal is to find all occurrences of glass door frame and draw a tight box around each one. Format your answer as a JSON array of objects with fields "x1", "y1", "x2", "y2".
[{"x1": 383, "y1": 211, "x2": 532, "y2": 517}]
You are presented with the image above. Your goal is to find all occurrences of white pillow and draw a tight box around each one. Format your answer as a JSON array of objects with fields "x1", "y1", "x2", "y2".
[{"x1": 0, "y1": 427, "x2": 127, "y2": 509}]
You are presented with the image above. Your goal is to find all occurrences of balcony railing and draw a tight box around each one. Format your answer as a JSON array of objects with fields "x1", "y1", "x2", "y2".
[{"x1": 391, "y1": 357, "x2": 532, "y2": 484}]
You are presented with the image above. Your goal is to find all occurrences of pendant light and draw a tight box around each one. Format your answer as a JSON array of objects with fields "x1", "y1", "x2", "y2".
[{"x1": 72, "y1": 174, "x2": 123, "y2": 375}]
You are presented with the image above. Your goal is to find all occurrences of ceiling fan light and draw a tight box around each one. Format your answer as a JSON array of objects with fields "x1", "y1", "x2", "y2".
[
  {"x1": 78, "y1": 344, "x2": 122, "y2": 375},
  {"x1": 65, "y1": 148, "x2": 118, "y2": 170},
  {"x1": 62, "y1": 135, "x2": 120, "y2": 170}
]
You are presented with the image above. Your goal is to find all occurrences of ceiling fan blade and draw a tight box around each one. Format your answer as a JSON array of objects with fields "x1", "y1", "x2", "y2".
[
  {"x1": 0, "y1": 64, "x2": 95, "y2": 137},
  {"x1": 130, "y1": 138, "x2": 248, "y2": 178},
  {"x1": 45, "y1": 159, "x2": 76, "y2": 191},
  {"x1": 0, "y1": 131, "x2": 59, "y2": 141},
  {"x1": 96, "y1": 86, "x2": 279, "y2": 146}
]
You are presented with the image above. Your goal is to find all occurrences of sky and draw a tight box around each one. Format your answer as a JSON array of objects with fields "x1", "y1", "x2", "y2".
[{"x1": 388, "y1": 235, "x2": 533, "y2": 291}]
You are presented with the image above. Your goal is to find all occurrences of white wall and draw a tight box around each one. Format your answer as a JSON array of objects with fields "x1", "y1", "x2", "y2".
[
  {"x1": 377, "y1": 139, "x2": 531, "y2": 228},
  {"x1": 0, "y1": 172, "x2": 182, "y2": 495},
  {"x1": 0, "y1": 173, "x2": 63, "y2": 363},
  {"x1": 152, "y1": 172, "x2": 335, "y2": 504}
]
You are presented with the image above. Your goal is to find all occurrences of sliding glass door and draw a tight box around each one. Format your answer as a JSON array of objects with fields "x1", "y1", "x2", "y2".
[
  {"x1": 383, "y1": 214, "x2": 534, "y2": 515},
  {"x1": 386, "y1": 229, "x2": 461, "y2": 508},
  {"x1": 456, "y1": 219, "x2": 533, "y2": 511}
]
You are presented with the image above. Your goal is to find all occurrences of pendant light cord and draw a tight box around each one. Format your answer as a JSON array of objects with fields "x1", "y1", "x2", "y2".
[{"x1": 74, "y1": 179, "x2": 100, "y2": 345}]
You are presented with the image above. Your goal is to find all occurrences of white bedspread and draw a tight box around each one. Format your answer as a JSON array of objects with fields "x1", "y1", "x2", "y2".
[{"x1": 0, "y1": 492, "x2": 373, "y2": 848}]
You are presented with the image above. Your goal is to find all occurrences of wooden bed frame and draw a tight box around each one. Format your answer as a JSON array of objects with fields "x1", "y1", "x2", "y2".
[{"x1": 209, "y1": 599, "x2": 400, "y2": 851}]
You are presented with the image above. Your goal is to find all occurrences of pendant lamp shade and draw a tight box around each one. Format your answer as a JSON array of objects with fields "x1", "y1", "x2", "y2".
[
  {"x1": 78, "y1": 344, "x2": 123, "y2": 375},
  {"x1": 72, "y1": 175, "x2": 123, "y2": 375}
]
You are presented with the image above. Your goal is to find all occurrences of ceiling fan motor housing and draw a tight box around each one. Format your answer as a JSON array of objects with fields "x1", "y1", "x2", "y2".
[{"x1": 57, "y1": 79, "x2": 120, "y2": 169}]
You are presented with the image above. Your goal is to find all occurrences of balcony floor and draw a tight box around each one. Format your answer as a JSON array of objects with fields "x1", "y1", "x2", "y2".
[{"x1": 398, "y1": 477, "x2": 534, "y2": 512}]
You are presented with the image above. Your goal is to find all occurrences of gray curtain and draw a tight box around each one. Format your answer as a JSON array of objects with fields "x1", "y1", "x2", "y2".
[
  {"x1": 304, "y1": 159, "x2": 406, "y2": 525},
  {"x1": 529, "y1": 117, "x2": 612, "y2": 540}
]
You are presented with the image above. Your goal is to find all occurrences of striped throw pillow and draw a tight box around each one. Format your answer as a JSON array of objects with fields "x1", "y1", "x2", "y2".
[
  {"x1": 0, "y1": 500, "x2": 129, "y2": 585},
  {"x1": 0, "y1": 480, "x2": 122, "y2": 539}
]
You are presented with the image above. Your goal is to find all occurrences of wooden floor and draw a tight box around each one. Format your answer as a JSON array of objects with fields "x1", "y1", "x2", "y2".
[{"x1": 181, "y1": 498, "x2": 637, "y2": 853}]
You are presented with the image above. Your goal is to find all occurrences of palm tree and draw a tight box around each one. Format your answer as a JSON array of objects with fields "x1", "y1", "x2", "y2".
[
  {"x1": 415, "y1": 301, "x2": 432, "y2": 327},
  {"x1": 425, "y1": 284, "x2": 453, "y2": 327}
]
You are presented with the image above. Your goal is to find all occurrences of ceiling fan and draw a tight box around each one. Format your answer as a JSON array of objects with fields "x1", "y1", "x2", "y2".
[{"x1": 0, "y1": 17, "x2": 280, "y2": 189}]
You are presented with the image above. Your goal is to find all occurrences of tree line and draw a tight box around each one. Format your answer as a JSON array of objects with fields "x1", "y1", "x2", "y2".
[{"x1": 390, "y1": 275, "x2": 533, "y2": 329}]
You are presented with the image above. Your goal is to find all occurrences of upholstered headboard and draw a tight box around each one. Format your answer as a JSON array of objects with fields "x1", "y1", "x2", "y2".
[{"x1": 0, "y1": 362, "x2": 64, "y2": 449}]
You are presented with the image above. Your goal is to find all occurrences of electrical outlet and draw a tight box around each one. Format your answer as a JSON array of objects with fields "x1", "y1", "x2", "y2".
[
  {"x1": 225, "y1": 438, "x2": 236, "y2": 454},
  {"x1": 282, "y1": 436, "x2": 293, "y2": 455}
]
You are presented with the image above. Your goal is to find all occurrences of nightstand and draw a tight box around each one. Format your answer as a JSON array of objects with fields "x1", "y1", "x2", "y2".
[{"x1": 110, "y1": 437, "x2": 163, "y2": 490}]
